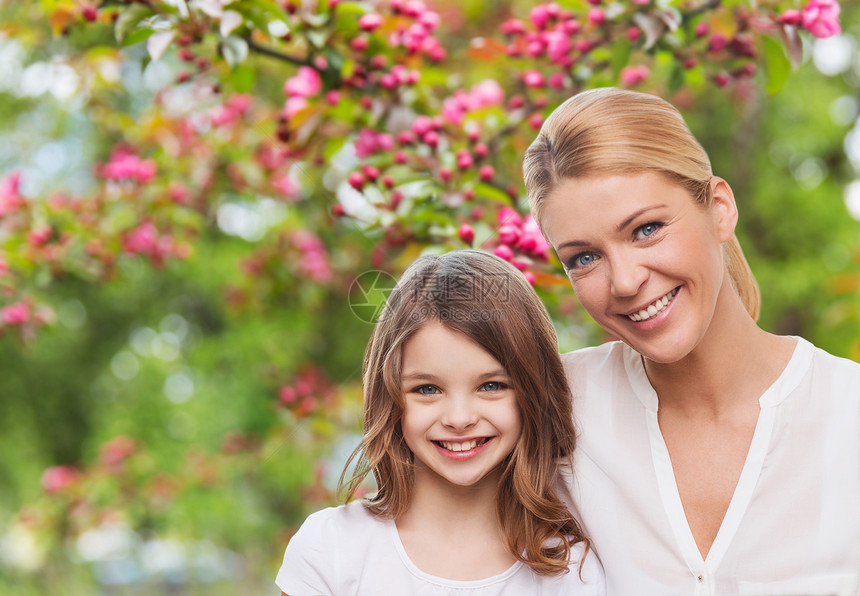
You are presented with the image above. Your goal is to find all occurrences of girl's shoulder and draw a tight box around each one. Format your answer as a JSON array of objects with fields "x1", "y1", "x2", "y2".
[
  {"x1": 567, "y1": 541, "x2": 606, "y2": 594},
  {"x1": 290, "y1": 500, "x2": 384, "y2": 546}
]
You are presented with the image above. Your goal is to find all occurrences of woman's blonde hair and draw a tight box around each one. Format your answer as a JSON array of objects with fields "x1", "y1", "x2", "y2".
[
  {"x1": 341, "y1": 249, "x2": 588, "y2": 576},
  {"x1": 523, "y1": 87, "x2": 760, "y2": 320}
]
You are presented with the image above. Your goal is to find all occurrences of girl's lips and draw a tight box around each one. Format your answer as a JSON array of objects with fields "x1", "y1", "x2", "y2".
[{"x1": 433, "y1": 436, "x2": 495, "y2": 461}]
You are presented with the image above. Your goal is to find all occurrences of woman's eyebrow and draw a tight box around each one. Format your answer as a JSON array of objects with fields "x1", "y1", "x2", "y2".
[{"x1": 616, "y1": 205, "x2": 667, "y2": 232}]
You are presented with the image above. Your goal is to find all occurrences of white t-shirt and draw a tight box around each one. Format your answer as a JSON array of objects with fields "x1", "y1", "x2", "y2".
[
  {"x1": 275, "y1": 500, "x2": 605, "y2": 595},
  {"x1": 560, "y1": 337, "x2": 860, "y2": 596}
]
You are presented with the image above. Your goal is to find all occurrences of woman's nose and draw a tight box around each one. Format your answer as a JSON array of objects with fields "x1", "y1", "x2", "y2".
[{"x1": 608, "y1": 256, "x2": 648, "y2": 298}]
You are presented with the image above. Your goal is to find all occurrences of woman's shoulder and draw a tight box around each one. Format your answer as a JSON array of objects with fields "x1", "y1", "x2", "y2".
[
  {"x1": 561, "y1": 340, "x2": 627, "y2": 364},
  {"x1": 560, "y1": 341, "x2": 631, "y2": 388}
]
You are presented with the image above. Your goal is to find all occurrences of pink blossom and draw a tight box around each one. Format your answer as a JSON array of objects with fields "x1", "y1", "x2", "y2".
[
  {"x1": 631, "y1": 0, "x2": 649, "y2": 4},
  {"x1": 101, "y1": 436, "x2": 136, "y2": 468},
  {"x1": 494, "y1": 244, "x2": 514, "y2": 261},
  {"x1": 283, "y1": 66, "x2": 322, "y2": 98},
  {"x1": 456, "y1": 150, "x2": 474, "y2": 170},
  {"x1": 694, "y1": 23, "x2": 709, "y2": 37},
  {"x1": 530, "y1": 5, "x2": 552, "y2": 29},
  {"x1": 123, "y1": 221, "x2": 172, "y2": 265},
  {"x1": 282, "y1": 96, "x2": 309, "y2": 120},
  {"x1": 225, "y1": 94, "x2": 252, "y2": 113},
  {"x1": 27, "y1": 226, "x2": 52, "y2": 247},
  {"x1": 348, "y1": 172, "x2": 365, "y2": 191},
  {"x1": 500, "y1": 19, "x2": 526, "y2": 36},
  {"x1": 620, "y1": 64, "x2": 650, "y2": 87},
  {"x1": 1, "y1": 301, "x2": 30, "y2": 325},
  {"x1": 588, "y1": 8, "x2": 606, "y2": 25},
  {"x1": 272, "y1": 172, "x2": 300, "y2": 200},
  {"x1": 801, "y1": 0, "x2": 841, "y2": 38},
  {"x1": 100, "y1": 148, "x2": 157, "y2": 184},
  {"x1": 412, "y1": 115, "x2": 433, "y2": 136},
  {"x1": 708, "y1": 33, "x2": 728, "y2": 52},
  {"x1": 293, "y1": 231, "x2": 331, "y2": 282},
  {"x1": 524, "y1": 271, "x2": 536, "y2": 285},
  {"x1": 544, "y1": 30, "x2": 573, "y2": 63},
  {"x1": 523, "y1": 70, "x2": 545, "y2": 88},
  {"x1": 498, "y1": 206, "x2": 523, "y2": 228},
  {"x1": 471, "y1": 79, "x2": 505, "y2": 107},
  {"x1": 0, "y1": 171, "x2": 25, "y2": 216},
  {"x1": 279, "y1": 386, "x2": 297, "y2": 404},
  {"x1": 458, "y1": 224, "x2": 475, "y2": 244},
  {"x1": 478, "y1": 165, "x2": 494, "y2": 181},
  {"x1": 41, "y1": 465, "x2": 79, "y2": 494},
  {"x1": 358, "y1": 13, "x2": 384, "y2": 32},
  {"x1": 781, "y1": 10, "x2": 802, "y2": 25},
  {"x1": 0, "y1": 255, "x2": 8, "y2": 277},
  {"x1": 520, "y1": 215, "x2": 550, "y2": 259},
  {"x1": 419, "y1": 11, "x2": 441, "y2": 31},
  {"x1": 498, "y1": 224, "x2": 521, "y2": 245}
]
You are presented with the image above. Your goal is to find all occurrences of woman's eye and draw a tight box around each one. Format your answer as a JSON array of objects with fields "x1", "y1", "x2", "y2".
[
  {"x1": 413, "y1": 385, "x2": 440, "y2": 395},
  {"x1": 567, "y1": 252, "x2": 597, "y2": 269},
  {"x1": 636, "y1": 222, "x2": 661, "y2": 239},
  {"x1": 480, "y1": 381, "x2": 507, "y2": 392}
]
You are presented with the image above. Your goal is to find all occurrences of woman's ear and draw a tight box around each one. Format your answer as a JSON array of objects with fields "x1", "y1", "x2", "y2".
[{"x1": 710, "y1": 176, "x2": 739, "y2": 242}]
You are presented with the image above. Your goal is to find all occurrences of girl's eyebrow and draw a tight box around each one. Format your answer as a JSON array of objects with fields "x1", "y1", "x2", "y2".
[
  {"x1": 400, "y1": 370, "x2": 510, "y2": 382},
  {"x1": 400, "y1": 372, "x2": 438, "y2": 382}
]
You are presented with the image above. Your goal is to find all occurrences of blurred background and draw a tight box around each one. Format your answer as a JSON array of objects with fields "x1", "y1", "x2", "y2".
[{"x1": 0, "y1": 0, "x2": 858, "y2": 593}]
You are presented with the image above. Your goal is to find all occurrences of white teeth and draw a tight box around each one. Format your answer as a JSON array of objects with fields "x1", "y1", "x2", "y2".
[
  {"x1": 627, "y1": 288, "x2": 677, "y2": 322},
  {"x1": 439, "y1": 438, "x2": 485, "y2": 452}
]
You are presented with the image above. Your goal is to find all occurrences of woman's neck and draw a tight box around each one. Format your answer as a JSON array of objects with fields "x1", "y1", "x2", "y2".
[{"x1": 643, "y1": 282, "x2": 796, "y2": 419}]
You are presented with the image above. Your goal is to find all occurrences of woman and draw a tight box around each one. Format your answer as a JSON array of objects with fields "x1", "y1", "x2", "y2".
[{"x1": 523, "y1": 87, "x2": 860, "y2": 596}]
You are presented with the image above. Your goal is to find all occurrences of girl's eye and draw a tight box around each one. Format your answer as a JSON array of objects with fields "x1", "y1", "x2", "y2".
[
  {"x1": 480, "y1": 381, "x2": 508, "y2": 392},
  {"x1": 567, "y1": 252, "x2": 597, "y2": 270},
  {"x1": 636, "y1": 222, "x2": 662, "y2": 239},
  {"x1": 413, "y1": 385, "x2": 440, "y2": 395}
]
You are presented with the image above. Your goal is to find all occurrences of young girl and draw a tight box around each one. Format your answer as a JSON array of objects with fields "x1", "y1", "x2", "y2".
[
  {"x1": 523, "y1": 87, "x2": 860, "y2": 595},
  {"x1": 275, "y1": 250, "x2": 604, "y2": 595}
]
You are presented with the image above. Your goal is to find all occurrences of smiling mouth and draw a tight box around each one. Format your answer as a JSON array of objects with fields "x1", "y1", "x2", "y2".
[
  {"x1": 627, "y1": 288, "x2": 678, "y2": 322},
  {"x1": 434, "y1": 438, "x2": 490, "y2": 452}
]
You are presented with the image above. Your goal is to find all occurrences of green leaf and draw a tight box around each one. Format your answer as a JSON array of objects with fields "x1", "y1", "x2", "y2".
[
  {"x1": 610, "y1": 40, "x2": 632, "y2": 78},
  {"x1": 115, "y1": 3, "x2": 156, "y2": 43},
  {"x1": 228, "y1": 64, "x2": 256, "y2": 92},
  {"x1": 668, "y1": 63, "x2": 685, "y2": 94},
  {"x1": 474, "y1": 183, "x2": 512, "y2": 205},
  {"x1": 762, "y1": 36, "x2": 790, "y2": 95},
  {"x1": 122, "y1": 27, "x2": 155, "y2": 48}
]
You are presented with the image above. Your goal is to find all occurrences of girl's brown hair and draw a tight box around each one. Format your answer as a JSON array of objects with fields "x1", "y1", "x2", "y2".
[
  {"x1": 341, "y1": 249, "x2": 587, "y2": 576},
  {"x1": 523, "y1": 87, "x2": 760, "y2": 320}
]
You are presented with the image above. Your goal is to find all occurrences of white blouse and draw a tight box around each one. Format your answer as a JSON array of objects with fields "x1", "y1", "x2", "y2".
[
  {"x1": 276, "y1": 501, "x2": 605, "y2": 595},
  {"x1": 560, "y1": 337, "x2": 860, "y2": 596}
]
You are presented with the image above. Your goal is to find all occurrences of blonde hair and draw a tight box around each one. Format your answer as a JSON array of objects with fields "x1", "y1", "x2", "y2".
[
  {"x1": 523, "y1": 87, "x2": 760, "y2": 320},
  {"x1": 341, "y1": 250, "x2": 588, "y2": 576}
]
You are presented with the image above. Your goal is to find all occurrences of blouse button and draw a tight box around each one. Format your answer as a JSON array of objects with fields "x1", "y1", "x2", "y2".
[{"x1": 697, "y1": 574, "x2": 704, "y2": 582}]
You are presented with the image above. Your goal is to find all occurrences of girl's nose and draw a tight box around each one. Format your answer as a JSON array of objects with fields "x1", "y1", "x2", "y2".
[{"x1": 441, "y1": 395, "x2": 479, "y2": 430}]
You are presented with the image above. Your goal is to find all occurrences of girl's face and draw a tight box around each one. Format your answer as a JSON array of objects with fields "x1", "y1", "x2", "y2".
[
  {"x1": 400, "y1": 321, "x2": 522, "y2": 489},
  {"x1": 541, "y1": 172, "x2": 737, "y2": 364}
]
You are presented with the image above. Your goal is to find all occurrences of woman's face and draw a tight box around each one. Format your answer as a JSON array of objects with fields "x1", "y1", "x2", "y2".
[{"x1": 541, "y1": 172, "x2": 737, "y2": 364}]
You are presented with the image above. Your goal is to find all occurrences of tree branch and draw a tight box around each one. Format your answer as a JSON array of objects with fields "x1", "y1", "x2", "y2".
[{"x1": 246, "y1": 39, "x2": 309, "y2": 67}]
